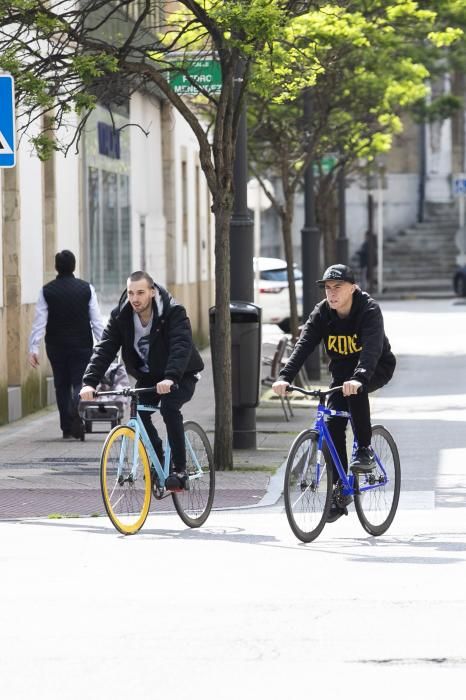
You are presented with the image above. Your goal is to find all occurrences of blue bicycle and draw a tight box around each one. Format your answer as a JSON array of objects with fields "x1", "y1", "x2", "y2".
[
  {"x1": 283, "y1": 385, "x2": 400, "y2": 542},
  {"x1": 97, "y1": 387, "x2": 215, "y2": 535}
]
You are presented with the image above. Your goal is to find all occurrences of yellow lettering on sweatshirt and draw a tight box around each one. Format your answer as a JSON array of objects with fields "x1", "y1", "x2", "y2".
[
  {"x1": 349, "y1": 334, "x2": 362, "y2": 352},
  {"x1": 337, "y1": 336, "x2": 348, "y2": 355},
  {"x1": 327, "y1": 334, "x2": 361, "y2": 355}
]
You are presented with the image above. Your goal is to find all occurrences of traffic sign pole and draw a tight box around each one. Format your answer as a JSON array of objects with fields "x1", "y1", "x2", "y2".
[
  {"x1": 453, "y1": 174, "x2": 466, "y2": 263},
  {"x1": 0, "y1": 74, "x2": 16, "y2": 168}
]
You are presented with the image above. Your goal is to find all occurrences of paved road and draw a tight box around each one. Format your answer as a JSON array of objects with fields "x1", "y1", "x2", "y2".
[
  {"x1": 1, "y1": 507, "x2": 465, "y2": 699},
  {"x1": 371, "y1": 298, "x2": 466, "y2": 507}
]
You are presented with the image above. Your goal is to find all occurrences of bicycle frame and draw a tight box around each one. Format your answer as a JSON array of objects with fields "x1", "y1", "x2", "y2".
[
  {"x1": 124, "y1": 404, "x2": 171, "y2": 484},
  {"x1": 312, "y1": 400, "x2": 390, "y2": 497},
  {"x1": 122, "y1": 400, "x2": 206, "y2": 488}
]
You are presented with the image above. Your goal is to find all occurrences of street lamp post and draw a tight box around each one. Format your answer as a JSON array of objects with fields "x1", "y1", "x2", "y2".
[
  {"x1": 336, "y1": 165, "x2": 348, "y2": 264},
  {"x1": 301, "y1": 89, "x2": 320, "y2": 380},
  {"x1": 230, "y1": 65, "x2": 256, "y2": 449}
]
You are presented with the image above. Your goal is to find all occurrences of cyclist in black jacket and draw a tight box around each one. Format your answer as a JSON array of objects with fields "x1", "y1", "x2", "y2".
[
  {"x1": 80, "y1": 271, "x2": 204, "y2": 491},
  {"x1": 273, "y1": 264, "x2": 396, "y2": 518}
]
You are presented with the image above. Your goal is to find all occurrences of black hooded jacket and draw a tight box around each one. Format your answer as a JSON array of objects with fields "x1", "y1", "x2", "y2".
[
  {"x1": 279, "y1": 288, "x2": 395, "y2": 387},
  {"x1": 82, "y1": 283, "x2": 204, "y2": 389}
]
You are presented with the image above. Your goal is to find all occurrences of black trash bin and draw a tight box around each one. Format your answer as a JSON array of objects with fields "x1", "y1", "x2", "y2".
[{"x1": 209, "y1": 302, "x2": 262, "y2": 408}]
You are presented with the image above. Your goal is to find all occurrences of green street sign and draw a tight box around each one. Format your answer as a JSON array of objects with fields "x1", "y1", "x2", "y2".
[
  {"x1": 169, "y1": 59, "x2": 222, "y2": 96},
  {"x1": 313, "y1": 154, "x2": 338, "y2": 176}
]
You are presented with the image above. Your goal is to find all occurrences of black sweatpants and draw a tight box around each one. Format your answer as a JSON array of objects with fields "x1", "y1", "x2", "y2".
[
  {"x1": 137, "y1": 375, "x2": 197, "y2": 471},
  {"x1": 326, "y1": 375, "x2": 386, "y2": 484}
]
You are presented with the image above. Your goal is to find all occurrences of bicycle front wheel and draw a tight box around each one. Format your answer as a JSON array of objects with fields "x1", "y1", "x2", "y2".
[
  {"x1": 172, "y1": 421, "x2": 215, "y2": 528},
  {"x1": 284, "y1": 429, "x2": 332, "y2": 543},
  {"x1": 100, "y1": 426, "x2": 152, "y2": 535},
  {"x1": 354, "y1": 424, "x2": 401, "y2": 536},
  {"x1": 172, "y1": 421, "x2": 215, "y2": 527}
]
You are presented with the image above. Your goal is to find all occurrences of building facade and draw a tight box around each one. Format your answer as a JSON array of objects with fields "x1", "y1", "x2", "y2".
[{"x1": 0, "y1": 91, "x2": 214, "y2": 425}]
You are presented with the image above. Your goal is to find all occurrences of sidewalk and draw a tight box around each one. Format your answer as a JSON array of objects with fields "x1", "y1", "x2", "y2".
[{"x1": 0, "y1": 345, "x2": 316, "y2": 519}]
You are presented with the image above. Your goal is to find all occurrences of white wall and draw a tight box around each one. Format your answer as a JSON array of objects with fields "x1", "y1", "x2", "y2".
[
  {"x1": 346, "y1": 174, "x2": 419, "y2": 255},
  {"x1": 291, "y1": 172, "x2": 420, "y2": 264},
  {"x1": 130, "y1": 92, "x2": 166, "y2": 283},
  {"x1": 18, "y1": 130, "x2": 44, "y2": 305},
  {"x1": 0, "y1": 177, "x2": 3, "y2": 308},
  {"x1": 173, "y1": 111, "x2": 211, "y2": 285},
  {"x1": 55, "y1": 119, "x2": 81, "y2": 273}
]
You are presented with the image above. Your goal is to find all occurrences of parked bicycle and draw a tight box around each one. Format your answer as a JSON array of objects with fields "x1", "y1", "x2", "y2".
[
  {"x1": 284, "y1": 385, "x2": 400, "y2": 542},
  {"x1": 95, "y1": 386, "x2": 215, "y2": 535}
]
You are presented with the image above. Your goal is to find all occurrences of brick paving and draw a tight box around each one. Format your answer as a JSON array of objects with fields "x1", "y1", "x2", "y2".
[
  {"x1": 0, "y1": 487, "x2": 269, "y2": 519},
  {"x1": 0, "y1": 343, "x2": 315, "y2": 519}
]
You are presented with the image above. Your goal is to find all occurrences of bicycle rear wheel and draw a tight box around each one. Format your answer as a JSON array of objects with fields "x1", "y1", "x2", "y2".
[
  {"x1": 172, "y1": 421, "x2": 215, "y2": 527},
  {"x1": 284, "y1": 429, "x2": 332, "y2": 542},
  {"x1": 100, "y1": 426, "x2": 152, "y2": 535},
  {"x1": 354, "y1": 424, "x2": 400, "y2": 536}
]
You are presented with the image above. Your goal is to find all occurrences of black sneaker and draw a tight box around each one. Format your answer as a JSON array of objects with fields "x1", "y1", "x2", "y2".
[
  {"x1": 70, "y1": 415, "x2": 85, "y2": 440},
  {"x1": 350, "y1": 447, "x2": 376, "y2": 473},
  {"x1": 165, "y1": 470, "x2": 189, "y2": 492},
  {"x1": 327, "y1": 493, "x2": 353, "y2": 523}
]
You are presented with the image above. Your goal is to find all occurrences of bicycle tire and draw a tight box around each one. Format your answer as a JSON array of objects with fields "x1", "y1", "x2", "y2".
[
  {"x1": 354, "y1": 424, "x2": 400, "y2": 536},
  {"x1": 284, "y1": 429, "x2": 333, "y2": 542},
  {"x1": 100, "y1": 425, "x2": 152, "y2": 535},
  {"x1": 172, "y1": 421, "x2": 215, "y2": 528}
]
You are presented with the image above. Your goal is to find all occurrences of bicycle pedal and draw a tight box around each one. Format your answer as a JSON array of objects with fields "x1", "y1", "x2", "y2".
[{"x1": 165, "y1": 472, "x2": 190, "y2": 492}]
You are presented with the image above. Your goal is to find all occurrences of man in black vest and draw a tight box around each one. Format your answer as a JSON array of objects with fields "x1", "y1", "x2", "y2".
[{"x1": 28, "y1": 250, "x2": 104, "y2": 439}]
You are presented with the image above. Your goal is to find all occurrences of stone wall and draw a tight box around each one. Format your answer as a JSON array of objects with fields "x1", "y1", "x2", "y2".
[{"x1": 0, "y1": 308, "x2": 8, "y2": 425}]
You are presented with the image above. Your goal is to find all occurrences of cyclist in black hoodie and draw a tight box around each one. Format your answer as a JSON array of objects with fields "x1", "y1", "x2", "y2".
[
  {"x1": 80, "y1": 270, "x2": 204, "y2": 492},
  {"x1": 273, "y1": 264, "x2": 396, "y2": 518}
]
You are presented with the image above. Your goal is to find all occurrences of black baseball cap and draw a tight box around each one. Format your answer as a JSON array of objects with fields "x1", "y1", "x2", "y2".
[{"x1": 316, "y1": 264, "x2": 355, "y2": 287}]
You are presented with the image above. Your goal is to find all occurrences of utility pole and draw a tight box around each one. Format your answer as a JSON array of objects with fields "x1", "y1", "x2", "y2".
[
  {"x1": 301, "y1": 89, "x2": 320, "y2": 379},
  {"x1": 367, "y1": 192, "x2": 375, "y2": 295}
]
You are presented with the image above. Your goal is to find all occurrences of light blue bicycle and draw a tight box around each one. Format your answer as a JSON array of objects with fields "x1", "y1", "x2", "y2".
[
  {"x1": 284, "y1": 385, "x2": 400, "y2": 542},
  {"x1": 97, "y1": 386, "x2": 215, "y2": 535}
]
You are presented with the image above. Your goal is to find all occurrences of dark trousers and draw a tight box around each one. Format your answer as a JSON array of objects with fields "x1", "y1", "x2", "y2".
[
  {"x1": 46, "y1": 344, "x2": 93, "y2": 434},
  {"x1": 326, "y1": 375, "x2": 386, "y2": 484},
  {"x1": 137, "y1": 375, "x2": 197, "y2": 470}
]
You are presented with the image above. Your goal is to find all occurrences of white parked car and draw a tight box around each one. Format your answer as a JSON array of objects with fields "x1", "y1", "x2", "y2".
[{"x1": 254, "y1": 257, "x2": 303, "y2": 333}]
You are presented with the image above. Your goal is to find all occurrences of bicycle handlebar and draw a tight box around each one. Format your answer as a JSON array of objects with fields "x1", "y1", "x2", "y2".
[
  {"x1": 286, "y1": 384, "x2": 344, "y2": 398},
  {"x1": 93, "y1": 384, "x2": 179, "y2": 398}
]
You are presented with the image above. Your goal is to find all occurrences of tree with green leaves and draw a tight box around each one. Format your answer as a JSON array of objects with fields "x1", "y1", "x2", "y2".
[
  {"x1": 248, "y1": 1, "x2": 463, "y2": 338},
  {"x1": 0, "y1": 0, "x2": 316, "y2": 469}
]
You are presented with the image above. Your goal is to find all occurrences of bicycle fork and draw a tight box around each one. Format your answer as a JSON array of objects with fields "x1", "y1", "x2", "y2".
[
  {"x1": 185, "y1": 438, "x2": 203, "y2": 481},
  {"x1": 115, "y1": 433, "x2": 140, "y2": 485}
]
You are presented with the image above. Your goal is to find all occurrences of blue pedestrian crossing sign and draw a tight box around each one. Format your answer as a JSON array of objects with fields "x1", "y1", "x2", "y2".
[
  {"x1": 0, "y1": 74, "x2": 16, "y2": 168},
  {"x1": 454, "y1": 174, "x2": 466, "y2": 196}
]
